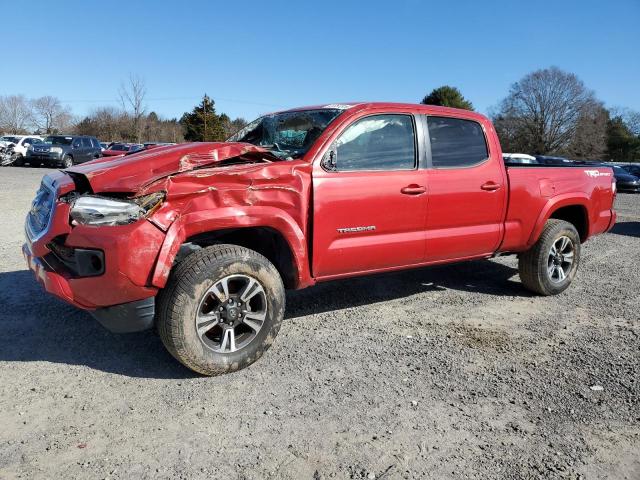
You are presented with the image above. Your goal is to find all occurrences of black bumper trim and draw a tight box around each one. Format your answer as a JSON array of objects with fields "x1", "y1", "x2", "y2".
[{"x1": 90, "y1": 297, "x2": 155, "y2": 333}]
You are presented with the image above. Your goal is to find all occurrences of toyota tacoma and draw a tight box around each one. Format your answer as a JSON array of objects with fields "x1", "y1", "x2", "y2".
[{"x1": 23, "y1": 103, "x2": 617, "y2": 375}]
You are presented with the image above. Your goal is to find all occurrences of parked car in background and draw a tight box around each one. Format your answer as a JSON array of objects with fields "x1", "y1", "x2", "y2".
[
  {"x1": 621, "y1": 164, "x2": 640, "y2": 177},
  {"x1": 23, "y1": 102, "x2": 617, "y2": 375},
  {"x1": 535, "y1": 155, "x2": 574, "y2": 165},
  {"x1": 143, "y1": 142, "x2": 176, "y2": 148},
  {"x1": 101, "y1": 143, "x2": 142, "y2": 157},
  {"x1": 99, "y1": 142, "x2": 114, "y2": 151},
  {"x1": 0, "y1": 135, "x2": 43, "y2": 165},
  {"x1": 126, "y1": 144, "x2": 145, "y2": 155},
  {"x1": 25, "y1": 135, "x2": 102, "y2": 168},
  {"x1": 503, "y1": 153, "x2": 537, "y2": 164},
  {"x1": 611, "y1": 165, "x2": 640, "y2": 193}
]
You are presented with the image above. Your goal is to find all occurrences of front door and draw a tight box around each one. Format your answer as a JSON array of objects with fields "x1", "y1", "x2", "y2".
[{"x1": 312, "y1": 114, "x2": 428, "y2": 278}]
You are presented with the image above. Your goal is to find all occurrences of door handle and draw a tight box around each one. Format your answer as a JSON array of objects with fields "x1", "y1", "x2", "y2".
[
  {"x1": 401, "y1": 184, "x2": 427, "y2": 195},
  {"x1": 480, "y1": 181, "x2": 501, "y2": 191}
]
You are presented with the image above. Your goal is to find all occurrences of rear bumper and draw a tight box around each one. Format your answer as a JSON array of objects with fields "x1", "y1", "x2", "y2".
[{"x1": 606, "y1": 209, "x2": 617, "y2": 232}]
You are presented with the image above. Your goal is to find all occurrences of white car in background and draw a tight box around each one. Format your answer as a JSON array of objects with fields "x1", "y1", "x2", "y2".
[
  {"x1": 503, "y1": 153, "x2": 537, "y2": 164},
  {"x1": 0, "y1": 135, "x2": 44, "y2": 165}
]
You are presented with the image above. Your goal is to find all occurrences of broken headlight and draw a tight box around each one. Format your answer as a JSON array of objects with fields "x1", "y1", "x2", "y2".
[{"x1": 69, "y1": 192, "x2": 165, "y2": 226}]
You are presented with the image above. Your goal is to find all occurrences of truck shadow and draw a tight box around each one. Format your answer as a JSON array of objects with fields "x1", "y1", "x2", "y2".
[
  {"x1": 609, "y1": 221, "x2": 640, "y2": 238},
  {"x1": 286, "y1": 259, "x2": 528, "y2": 319},
  {"x1": 0, "y1": 270, "x2": 195, "y2": 380},
  {"x1": 0, "y1": 260, "x2": 524, "y2": 378}
]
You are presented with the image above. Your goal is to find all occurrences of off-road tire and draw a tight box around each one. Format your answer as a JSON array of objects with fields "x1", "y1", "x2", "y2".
[
  {"x1": 61, "y1": 155, "x2": 73, "y2": 168},
  {"x1": 518, "y1": 219, "x2": 581, "y2": 296},
  {"x1": 156, "y1": 244, "x2": 285, "y2": 376}
]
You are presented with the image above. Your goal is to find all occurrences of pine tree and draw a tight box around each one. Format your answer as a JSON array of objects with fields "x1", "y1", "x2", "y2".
[
  {"x1": 421, "y1": 86, "x2": 474, "y2": 111},
  {"x1": 180, "y1": 94, "x2": 226, "y2": 142}
]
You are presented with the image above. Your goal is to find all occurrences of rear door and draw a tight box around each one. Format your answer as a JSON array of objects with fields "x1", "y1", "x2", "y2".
[
  {"x1": 71, "y1": 138, "x2": 83, "y2": 162},
  {"x1": 81, "y1": 138, "x2": 93, "y2": 162},
  {"x1": 312, "y1": 113, "x2": 428, "y2": 278},
  {"x1": 423, "y1": 115, "x2": 507, "y2": 261}
]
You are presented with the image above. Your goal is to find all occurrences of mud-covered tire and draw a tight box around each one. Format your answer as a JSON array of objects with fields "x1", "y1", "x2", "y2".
[
  {"x1": 156, "y1": 244, "x2": 285, "y2": 376},
  {"x1": 518, "y1": 219, "x2": 581, "y2": 296}
]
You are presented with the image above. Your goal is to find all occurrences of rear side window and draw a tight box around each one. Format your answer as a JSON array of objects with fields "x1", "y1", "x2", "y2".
[
  {"x1": 427, "y1": 116, "x2": 488, "y2": 168},
  {"x1": 334, "y1": 114, "x2": 416, "y2": 171},
  {"x1": 91, "y1": 138, "x2": 100, "y2": 148}
]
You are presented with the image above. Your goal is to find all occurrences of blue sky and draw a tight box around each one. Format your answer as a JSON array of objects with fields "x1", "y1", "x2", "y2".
[{"x1": 3, "y1": 0, "x2": 638, "y2": 121}]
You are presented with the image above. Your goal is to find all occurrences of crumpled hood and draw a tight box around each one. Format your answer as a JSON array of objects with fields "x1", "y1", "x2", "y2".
[{"x1": 64, "y1": 142, "x2": 277, "y2": 194}]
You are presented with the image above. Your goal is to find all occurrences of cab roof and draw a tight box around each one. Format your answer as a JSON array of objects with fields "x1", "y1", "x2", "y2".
[{"x1": 276, "y1": 102, "x2": 489, "y2": 122}]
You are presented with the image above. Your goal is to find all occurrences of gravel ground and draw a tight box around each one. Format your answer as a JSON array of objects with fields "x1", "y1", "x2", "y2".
[{"x1": 0, "y1": 167, "x2": 638, "y2": 480}]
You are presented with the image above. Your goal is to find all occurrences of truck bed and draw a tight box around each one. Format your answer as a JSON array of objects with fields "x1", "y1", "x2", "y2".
[{"x1": 499, "y1": 165, "x2": 616, "y2": 252}]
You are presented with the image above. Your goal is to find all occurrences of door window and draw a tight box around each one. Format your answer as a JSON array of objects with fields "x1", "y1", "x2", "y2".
[
  {"x1": 427, "y1": 116, "x2": 488, "y2": 168},
  {"x1": 82, "y1": 138, "x2": 92, "y2": 148},
  {"x1": 333, "y1": 115, "x2": 416, "y2": 171}
]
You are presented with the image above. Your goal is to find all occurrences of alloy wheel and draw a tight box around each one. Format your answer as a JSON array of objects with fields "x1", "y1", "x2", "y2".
[
  {"x1": 547, "y1": 236, "x2": 574, "y2": 283},
  {"x1": 194, "y1": 274, "x2": 267, "y2": 353}
]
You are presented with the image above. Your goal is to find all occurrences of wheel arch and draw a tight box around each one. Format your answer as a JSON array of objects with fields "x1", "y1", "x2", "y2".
[
  {"x1": 528, "y1": 195, "x2": 590, "y2": 247},
  {"x1": 151, "y1": 207, "x2": 313, "y2": 290}
]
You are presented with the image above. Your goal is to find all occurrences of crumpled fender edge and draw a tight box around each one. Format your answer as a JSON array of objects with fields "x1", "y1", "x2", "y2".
[{"x1": 150, "y1": 207, "x2": 314, "y2": 290}]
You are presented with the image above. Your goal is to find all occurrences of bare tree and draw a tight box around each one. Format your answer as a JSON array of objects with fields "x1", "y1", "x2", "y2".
[
  {"x1": 118, "y1": 74, "x2": 147, "y2": 142},
  {"x1": 492, "y1": 67, "x2": 602, "y2": 156},
  {"x1": 30, "y1": 96, "x2": 73, "y2": 134},
  {"x1": 0, "y1": 95, "x2": 32, "y2": 133},
  {"x1": 565, "y1": 102, "x2": 609, "y2": 160},
  {"x1": 609, "y1": 107, "x2": 640, "y2": 136}
]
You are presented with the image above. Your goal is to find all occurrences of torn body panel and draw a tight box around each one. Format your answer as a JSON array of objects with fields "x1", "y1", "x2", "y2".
[
  {"x1": 23, "y1": 144, "x2": 314, "y2": 313},
  {"x1": 64, "y1": 142, "x2": 280, "y2": 194},
  {"x1": 148, "y1": 160, "x2": 314, "y2": 289}
]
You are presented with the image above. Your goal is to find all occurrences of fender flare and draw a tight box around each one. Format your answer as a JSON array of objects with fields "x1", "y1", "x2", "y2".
[
  {"x1": 150, "y1": 206, "x2": 313, "y2": 289},
  {"x1": 527, "y1": 193, "x2": 590, "y2": 247}
]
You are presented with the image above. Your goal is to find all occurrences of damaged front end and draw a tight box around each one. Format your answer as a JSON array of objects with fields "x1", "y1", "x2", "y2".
[
  {"x1": 23, "y1": 141, "x2": 311, "y2": 333},
  {"x1": 66, "y1": 192, "x2": 165, "y2": 227}
]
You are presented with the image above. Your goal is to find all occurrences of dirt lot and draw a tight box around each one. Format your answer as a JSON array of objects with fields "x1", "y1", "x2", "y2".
[{"x1": 0, "y1": 167, "x2": 638, "y2": 479}]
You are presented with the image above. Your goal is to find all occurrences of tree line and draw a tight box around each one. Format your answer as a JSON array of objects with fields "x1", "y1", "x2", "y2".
[
  {"x1": 0, "y1": 75, "x2": 248, "y2": 144},
  {"x1": 2, "y1": 68, "x2": 638, "y2": 160},
  {"x1": 421, "y1": 67, "x2": 640, "y2": 162}
]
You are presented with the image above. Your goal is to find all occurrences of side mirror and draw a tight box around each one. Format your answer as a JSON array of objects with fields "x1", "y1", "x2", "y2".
[{"x1": 322, "y1": 146, "x2": 338, "y2": 171}]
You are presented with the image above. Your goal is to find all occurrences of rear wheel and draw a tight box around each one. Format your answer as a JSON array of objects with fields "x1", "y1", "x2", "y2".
[
  {"x1": 156, "y1": 244, "x2": 285, "y2": 375},
  {"x1": 518, "y1": 219, "x2": 581, "y2": 295}
]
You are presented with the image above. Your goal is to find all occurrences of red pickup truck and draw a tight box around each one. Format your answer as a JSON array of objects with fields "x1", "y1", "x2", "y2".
[{"x1": 23, "y1": 103, "x2": 617, "y2": 375}]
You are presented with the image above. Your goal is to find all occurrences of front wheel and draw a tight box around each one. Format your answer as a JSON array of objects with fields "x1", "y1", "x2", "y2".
[
  {"x1": 61, "y1": 155, "x2": 73, "y2": 168},
  {"x1": 156, "y1": 244, "x2": 285, "y2": 375},
  {"x1": 518, "y1": 219, "x2": 581, "y2": 295},
  {"x1": 11, "y1": 154, "x2": 23, "y2": 166}
]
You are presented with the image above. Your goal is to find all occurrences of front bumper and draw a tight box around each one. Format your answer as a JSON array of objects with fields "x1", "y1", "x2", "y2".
[
  {"x1": 26, "y1": 152, "x2": 62, "y2": 165},
  {"x1": 90, "y1": 297, "x2": 155, "y2": 333},
  {"x1": 23, "y1": 173, "x2": 166, "y2": 331}
]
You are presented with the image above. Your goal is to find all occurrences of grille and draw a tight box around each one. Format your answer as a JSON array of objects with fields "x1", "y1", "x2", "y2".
[{"x1": 27, "y1": 181, "x2": 55, "y2": 239}]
